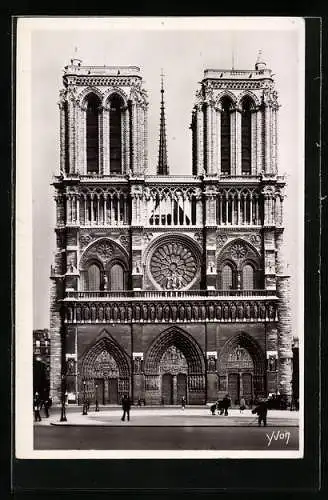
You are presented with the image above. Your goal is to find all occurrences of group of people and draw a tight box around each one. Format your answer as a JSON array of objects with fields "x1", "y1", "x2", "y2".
[
  {"x1": 210, "y1": 394, "x2": 232, "y2": 416},
  {"x1": 210, "y1": 394, "x2": 268, "y2": 426},
  {"x1": 33, "y1": 392, "x2": 52, "y2": 422}
]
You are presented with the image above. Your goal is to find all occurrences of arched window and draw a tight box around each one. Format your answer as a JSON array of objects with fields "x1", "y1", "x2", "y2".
[
  {"x1": 86, "y1": 94, "x2": 100, "y2": 174},
  {"x1": 242, "y1": 264, "x2": 254, "y2": 290},
  {"x1": 110, "y1": 263, "x2": 125, "y2": 290},
  {"x1": 241, "y1": 97, "x2": 253, "y2": 175},
  {"x1": 109, "y1": 95, "x2": 123, "y2": 174},
  {"x1": 220, "y1": 97, "x2": 232, "y2": 175},
  {"x1": 87, "y1": 263, "x2": 101, "y2": 290},
  {"x1": 222, "y1": 264, "x2": 234, "y2": 290}
]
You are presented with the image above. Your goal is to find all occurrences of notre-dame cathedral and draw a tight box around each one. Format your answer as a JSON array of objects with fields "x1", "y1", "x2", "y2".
[{"x1": 50, "y1": 54, "x2": 293, "y2": 407}]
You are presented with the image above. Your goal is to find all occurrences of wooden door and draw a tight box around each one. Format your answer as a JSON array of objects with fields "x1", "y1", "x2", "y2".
[
  {"x1": 162, "y1": 373, "x2": 173, "y2": 405},
  {"x1": 177, "y1": 373, "x2": 187, "y2": 404},
  {"x1": 108, "y1": 378, "x2": 118, "y2": 404},
  {"x1": 242, "y1": 373, "x2": 253, "y2": 405},
  {"x1": 228, "y1": 373, "x2": 240, "y2": 405},
  {"x1": 95, "y1": 378, "x2": 105, "y2": 405}
]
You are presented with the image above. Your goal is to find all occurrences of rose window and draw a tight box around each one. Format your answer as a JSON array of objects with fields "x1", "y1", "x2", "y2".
[{"x1": 150, "y1": 242, "x2": 198, "y2": 289}]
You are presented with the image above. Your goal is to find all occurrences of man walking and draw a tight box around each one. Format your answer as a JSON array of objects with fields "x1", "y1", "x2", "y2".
[
  {"x1": 252, "y1": 399, "x2": 268, "y2": 426},
  {"x1": 222, "y1": 394, "x2": 231, "y2": 416},
  {"x1": 33, "y1": 392, "x2": 42, "y2": 422},
  {"x1": 121, "y1": 394, "x2": 131, "y2": 422}
]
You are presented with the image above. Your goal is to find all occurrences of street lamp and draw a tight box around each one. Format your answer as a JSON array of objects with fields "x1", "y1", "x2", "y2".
[
  {"x1": 95, "y1": 384, "x2": 99, "y2": 412},
  {"x1": 82, "y1": 380, "x2": 88, "y2": 415},
  {"x1": 60, "y1": 373, "x2": 67, "y2": 422}
]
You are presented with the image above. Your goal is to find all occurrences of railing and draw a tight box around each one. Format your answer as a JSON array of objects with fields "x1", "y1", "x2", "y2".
[{"x1": 65, "y1": 289, "x2": 277, "y2": 300}]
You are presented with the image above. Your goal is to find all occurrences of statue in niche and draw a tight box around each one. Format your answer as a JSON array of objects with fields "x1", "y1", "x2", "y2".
[
  {"x1": 193, "y1": 305, "x2": 199, "y2": 321},
  {"x1": 208, "y1": 356, "x2": 216, "y2": 372},
  {"x1": 134, "y1": 357, "x2": 142, "y2": 374},
  {"x1": 84, "y1": 307, "x2": 90, "y2": 321},
  {"x1": 252, "y1": 303, "x2": 258, "y2": 319},
  {"x1": 245, "y1": 303, "x2": 251, "y2": 319},
  {"x1": 149, "y1": 304, "x2": 156, "y2": 321},
  {"x1": 98, "y1": 306, "x2": 104, "y2": 322},
  {"x1": 223, "y1": 304, "x2": 229, "y2": 320},
  {"x1": 259, "y1": 303, "x2": 266, "y2": 319},
  {"x1": 157, "y1": 304, "x2": 163, "y2": 321},
  {"x1": 237, "y1": 303, "x2": 244, "y2": 320},
  {"x1": 230, "y1": 304, "x2": 236, "y2": 320},
  {"x1": 171, "y1": 305, "x2": 177, "y2": 322},
  {"x1": 91, "y1": 305, "x2": 97, "y2": 322},
  {"x1": 268, "y1": 356, "x2": 277, "y2": 372},
  {"x1": 66, "y1": 358, "x2": 75, "y2": 375},
  {"x1": 135, "y1": 305, "x2": 141, "y2": 321},
  {"x1": 179, "y1": 306, "x2": 185, "y2": 321},
  {"x1": 201, "y1": 305, "x2": 206, "y2": 320},
  {"x1": 103, "y1": 274, "x2": 108, "y2": 290},
  {"x1": 142, "y1": 304, "x2": 148, "y2": 321},
  {"x1": 164, "y1": 305, "x2": 170, "y2": 322},
  {"x1": 105, "y1": 305, "x2": 111, "y2": 321},
  {"x1": 216, "y1": 304, "x2": 222, "y2": 320},
  {"x1": 186, "y1": 304, "x2": 192, "y2": 321},
  {"x1": 208, "y1": 304, "x2": 214, "y2": 320},
  {"x1": 76, "y1": 307, "x2": 81, "y2": 322},
  {"x1": 112, "y1": 305, "x2": 118, "y2": 321},
  {"x1": 120, "y1": 305, "x2": 125, "y2": 321},
  {"x1": 268, "y1": 304, "x2": 275, "y2": 320},
  {"x1": 127, "y1": 305, "x2": 133, "y2": 322}
]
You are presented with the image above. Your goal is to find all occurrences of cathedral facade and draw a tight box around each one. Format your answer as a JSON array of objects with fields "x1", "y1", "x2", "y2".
[{"x1": 50, "y1": 55, "x2": 293, "y2": 407}]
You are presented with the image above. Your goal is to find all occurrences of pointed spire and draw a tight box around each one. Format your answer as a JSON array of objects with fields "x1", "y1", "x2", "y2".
[{"x1": 157, "y1": 70, "x2": 169, "y2": 176}]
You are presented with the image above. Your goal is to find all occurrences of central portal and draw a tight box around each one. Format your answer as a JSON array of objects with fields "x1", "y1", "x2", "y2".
[{"x1": 160, "y1": 345, "x2": 188, "y2": 405}]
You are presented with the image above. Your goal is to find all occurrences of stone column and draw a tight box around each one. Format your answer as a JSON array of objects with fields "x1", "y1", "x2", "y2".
[
  {"x1": 131, "y1": 101, "x2": 137, "y2": 174},
  {"x1": 80, "y1": 104, "x2": 87, "y2": 175},
  {"x1": 205, "y1": 103, "x2": 211, "y2": 174},
  {"x1": 272, "y1": 106, "x2": 278, "y2": 174},
  {"x1": 206, "y1": 352, "x2": 218, "y2": 402},
  {"x1": 251, "y1": 109, "x2": 257, "y2": 176},
  {"x1": 256, "y1": 107, "x2": 263, "y2": 175},
  {"x1": 264, "y1": 104, "x2": 272, "y2": 174},
  {"x1": 143, "y1": 103, "x2": 148, "y2": 174},
  {"x1": 266, "y1": 326, "x2": 279, "y2": 394},
  {"x1": 230, "y1": 108, "x2": 236, "y2": 175},
  {"x1": 196, "y1": 105, "x2": 204, "y2": 174},
  {"x1": 124, "y1": 105, "x2": 130, "y2": 174},
  {"x1": 59, "y1": 102, "x2": 65, "y2": 174},
  {"x1": 235, "y1": 106, "x2": 242, "y2": 176},
  {"x1": 276, "y1": 275, "x2": 293, "y2": 404},
  {"x1": 215, "y1": 106, "x2": 221, "y2": 175},
  {"x1": 68, "y1": 97, "x2": 75, "y2": 174},
  {"x1": 103, "y1": 104, "x2": 110, "y2": 175}
]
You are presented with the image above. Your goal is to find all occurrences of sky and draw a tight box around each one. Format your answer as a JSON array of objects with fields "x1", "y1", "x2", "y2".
[{"x1": 17, "y1": 17, "x2": 304, "y2": 333}]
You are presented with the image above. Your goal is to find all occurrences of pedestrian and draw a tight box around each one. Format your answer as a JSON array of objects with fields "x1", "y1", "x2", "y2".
[
  {"x1": 33, "y1": 392, "x2": 42, "y2": 422},
  {"x1": 239, "y1": 397, "x2": 246, "y2": 414},
  {"x1": 252, "y1": 399, "x2": 268, "y2": 426},
  {"x1": 222, "y1": 394, "x2": 231, "y2": 416},
  {"x1": 44, "y1": 398, "x2": 50, "y2": 418},
  {"x1": 210, "y1": 402, "x2": 217, "y2": 415},
  {"x1": 121, "y1": 394, "x2": 131, "y2": 422},
  {"x1": 181, "y1": 396, "x2": 186, "y2": 410}
]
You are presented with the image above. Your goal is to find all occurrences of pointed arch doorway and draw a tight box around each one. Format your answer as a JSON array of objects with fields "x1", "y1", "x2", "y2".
[
  {"x1": 218, "y1": 333, "x2": 266, "y2": 406},
  {"x1": 144, "y1": 327, "x2": 205, "y2": 405},
  {"x1": 160, "y1": 346, "x2": 188, "y2": 405},
  {"x1": 80, "y1": 335, "x2": 130, "y2": 405}
]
